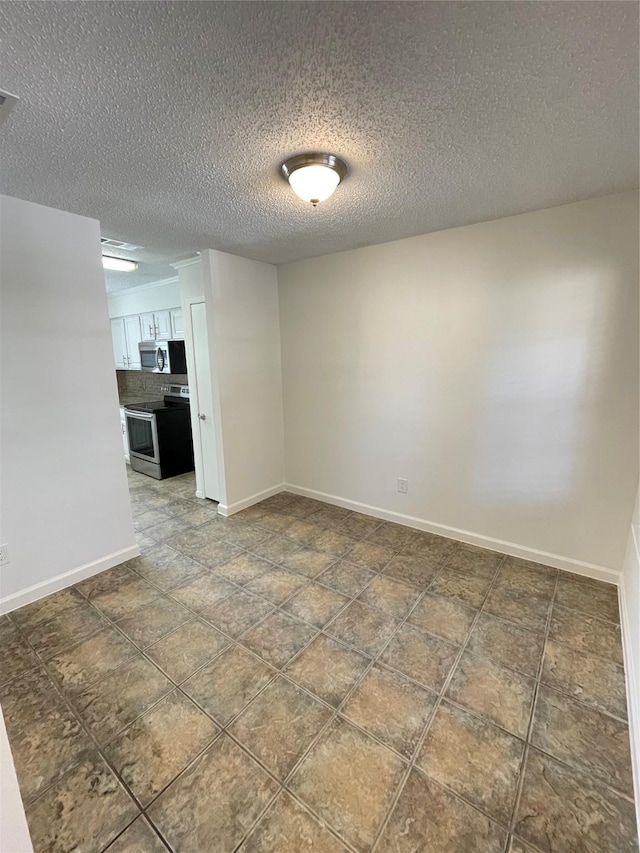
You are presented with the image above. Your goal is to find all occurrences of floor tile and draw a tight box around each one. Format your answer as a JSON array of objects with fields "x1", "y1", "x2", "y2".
[
  {"x1": 260, "y1": 492, "x2": 297, "y2": 512},
  {"x1": 364, "y1": 522, "x2": 415, "y2": 551},
  {"x1": 245, "y1": 567, "x2": 307, "y2": 605},
  {"x1": 104, "y1": 816, "x2": 167, "y2": 852},
  {"x1": 429, "y1": 569, "x2": 492, "y2": 608},
  {"x1": 0, "y1": 620, "x2": 39, "y2": 685},
  {"x1": 548, "y1": 606, "x2": 623, "y2": 665},
  {"x1": 0, "y1": 664, "x2": 61, "y2": 736},
  {"x1": 241, "y1": 611, "x2": 317, "y2": 668},
  {"x1": 248, "y1": 534, "x2": 303, "y2": 564},
  {"x1": 189, "y1": 539, "x2": 244, "y2": 570},
  {"x1": 338, "y1": 513, "x2": 382, "y2": 540},
  {"x1": 554, "y1": 575, "x2": 619, "y2": 623},
  {"x1": 283, "y1": 582, "x2": 349, "y2": 627},
  {"x1": 11, "y1": 587, "x2": 85, "y2": 633},
  {"x1": 145, "y1": 517, "x2": 201, "y2": 543},
  {"x1": 147, "y1": 734, "x2": 278, "y2": 853},
  {"x1": 310, "y1": 528, "x2": 360, "y2": 558},
  {"x1": 408, "y1": 593, "x2": 476, "y2": 645},
  {"x1": 531, "y1": 685, "x2": 633, "y2": 796},
  {"x1": 381, "y1": 624, "x2": 458, "y2": 691},
  {"x1": 376, "y1": 768, "x2": 507, "y2": 853},
  {"x1": 230, "y1": 676, "x2": 332, "y2": 780},
  {"x1": 104, "y1": 690, "x2": 219, "y2": 806},
  {"x1": 514, "y1": 748, "x2": 638, "y2": 853},
  {"x1": 357, "y1": 574, "x2": 420, "y2": 618},
  {"x1": 90, "y1": 575, "x2": 161, "y2": 621},
  {"x1": 164, "y1": 523, "x2": 224, "y2": 555},
  {"x1": 493, "y1": 564, "x2": 557, "y2": 599},
  {"x1": 214, "y1": 553, "x2": 274, "y2": 584},
  {"x1": 169, "y1": 572, "x2": 236, "y2": 611},
  {"x1": 242, "y1": 791, "x2": 347, "y2": 852},
  {"x1": 25, "y1": 751, "x2": 139, "y2": 853},
  {"x1": 10, "y1": 701, "x2": 93, "y2": 803},
  {"x1": 133, "y1": 508, "x2": 171, "y2": 531},
  {"x1": 276, "y1": 496, "x2": 324, "y2": 519},
  {"x1": 218, "y1": 522, "x2": 272, "y2": 549},
  {"x1": 47, "y1": 626, "x2": 137, "y2": 695},
  {"x1": 507, "y1": 838, "x2": 539, "y2": 853},
  {"x1": 182, "y1": 645, "x2": 274, "y2": 724},
  {"x1": 116, "y1": 595, "x2": 191, "y2": 649},
  {"x1": 326, "y1": 600, "x2": 398, "y2": 656},
  {"x1": 285, "y1": 634, "x2": 369, "y2": 706},
  {"x1": 445, "y1": 545, "x2": 503, "y2": 579},
  {"x1": 402, "y1": 533, "x2": 456, "y2": 563},
  {"x1": 130, "y1": 546, "x2": 207, "y2": 591},
  {"x1": 446, "y1": 651, "x2": 535, "y2": 738},
  {"x1": 316, "y1": 560, "x2": 376, "y2": 597},
  {"x1": 345, "y1": 540, "x2": 396, "y2": 572},
  {"x1": 466, "y1": 612, "x2": 545, "y2": 677},
  {"x1": 383, "y1": 554, "x2": 440, "y2": 587},
  {"x1": 540, "y1": 638, "x2": 627, "y2": 719},
  {"x1": 255, "y1": 511, "x2": 299, "y2": 533},
  {"x1": 483, "y1": 588, "x2": 550, "y2": 633},
  {"x1": 308, "y1": 505, "x2": 353, "y2": 528},
  {"x1": 289, "y1": 717, "x2": 406, "y2": 851},
  {"x1": 202, "y1": 588, "x2": 274, "y2": 637},
  {"x1": 282, "y1": 519, "x2": 324, "y2": 545},
  {"x1": 146, "y1": 619, "x2": 229, "y2": 682},
  {"x1": 281, "y1": 547, "x2": 337, "y2": 578},
  {"x1": 343, "y1": 665, "x2": 436, "y2": 758},
  {"x1": 70, "y1": 654, "x2": 173, "y2": 743},
  {"x1": 74, "y1": 565, "x2": 137, "y2": 600},
  {"x1": 417, "y1": 700, "x2": 524, "y2": 824},
  {"x1": 25, "y1": 601, "x2": 108, "y2": 660}
]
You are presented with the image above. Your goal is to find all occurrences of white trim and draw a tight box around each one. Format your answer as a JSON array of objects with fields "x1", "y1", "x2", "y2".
[
  {"x1": 107, "y1": 275, "x2": 178, "y2": 296},
  {"x1": 0, "y1": 545, "x2": 140, "y2": 614},
  {"x1": 619, "y1": 525, "x2": 640, "y2": 837},
  {"x1": 218, "y1": 483, "x2": 287, "y2": 517},
  {"x1": 284, "y1": 483, "x2": 620, "y2": 584},
  {"x1": 170, "y1": 256, "x2": 201, "y2": 270}
]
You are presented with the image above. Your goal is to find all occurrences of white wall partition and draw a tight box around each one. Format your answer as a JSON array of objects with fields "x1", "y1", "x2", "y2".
[
  {"x1": 202, "y1": 249, "x2": 285, "y2": 514},
  {"x1": 0, "y1": 196, "x2": 137, "y2": 610},
  {"x1": 278, "y1": 191, "x2": 639, "y2": 576},
  {"x1": 621, "y1": 488, "x2": 640, "y2": 830}
]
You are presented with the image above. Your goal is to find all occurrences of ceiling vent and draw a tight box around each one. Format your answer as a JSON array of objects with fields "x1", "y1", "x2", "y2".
[
  {"x1": 101, "y1": 238, "x2": 144, "y2": 252},
  {"x1": 0, "y1": 90, "x2": 19, "y2": 127}
]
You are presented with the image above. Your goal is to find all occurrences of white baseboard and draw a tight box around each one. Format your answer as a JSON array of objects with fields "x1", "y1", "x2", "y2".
[
  {"x1": 218, "y1": 483, "x2": 287, "y2": 517},
  {"x1": 619, "y1": 537, "x2": 640, "y2": 837},
  {"x1": 0, "y1": 545, "x2": 140, "y2": 614},
  {"x1": 284, "y1": 483, "x2": 620, "y2": 584}
]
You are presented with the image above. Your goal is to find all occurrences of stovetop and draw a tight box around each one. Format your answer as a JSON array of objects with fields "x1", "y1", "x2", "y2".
[{"x1": 124, "y1": 385, "x2": 190, "y2": 414}]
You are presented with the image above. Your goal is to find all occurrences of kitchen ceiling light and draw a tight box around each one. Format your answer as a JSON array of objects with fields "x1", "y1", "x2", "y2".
[
  {"x1": 281, "y1": 152, "x2": 347, "y2": 207},
  {"x1": 102, "y1": 255, "x2": 138, "y2": 272}
]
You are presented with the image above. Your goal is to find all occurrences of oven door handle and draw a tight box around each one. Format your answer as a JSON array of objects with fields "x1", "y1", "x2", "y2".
[{"x1": 125, "y1": 411, "x2": 155, "y2": 420}]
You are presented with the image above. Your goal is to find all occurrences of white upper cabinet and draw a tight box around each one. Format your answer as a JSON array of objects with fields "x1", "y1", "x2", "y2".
[
  {"x1": 140, "y1": 310, "x2": 172, "y2": 340},
  {"x1": 171, "y1": 308, "x2": 185, "y2": 339},
  {"x1": 124, "y1": 315, "x2": 142, "y2": 369},
  {"x1": 110, "y1": 318, "x2": 128, "y2": 369}
]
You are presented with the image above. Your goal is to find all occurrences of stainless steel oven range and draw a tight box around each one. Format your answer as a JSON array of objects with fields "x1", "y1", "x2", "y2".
[{"x1": 124, "y1": 384, "x2": 194, "y2": 480}]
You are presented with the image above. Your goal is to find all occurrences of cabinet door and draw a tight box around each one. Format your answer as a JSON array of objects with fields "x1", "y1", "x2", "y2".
[
  {"x1": 140, "y1": 312, "x2": 156, "y2": 341},
  {"x1": 124, "y1": 315, "x2": 142, "y2": 369},
  {"x1": 154, "y1": 310, "x2": 172, "y2": 340},
  {"x1": 110, "y1": 318, "x2": 127, "y2": 369},
  {"x1": 170, "y1": 308, "x2": 185, "y2": 339}
]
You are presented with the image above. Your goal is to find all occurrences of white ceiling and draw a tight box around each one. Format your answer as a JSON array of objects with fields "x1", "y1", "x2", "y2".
[{"x1": 0, "y1": 1, "x2": 637, "y2": 269}]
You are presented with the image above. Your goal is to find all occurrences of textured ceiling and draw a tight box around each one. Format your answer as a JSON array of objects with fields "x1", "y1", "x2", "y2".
[{"x1": 0, "y1": 1, "x2": 637, "y2": 269}]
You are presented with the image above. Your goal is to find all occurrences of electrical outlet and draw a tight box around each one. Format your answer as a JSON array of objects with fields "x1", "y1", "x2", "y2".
[
  {"x1": 397, "y1": 478, "x2": 408, "y2": 494},
  {"x1": 0, "y1": 543, "x2": 9, "y2": 566}
]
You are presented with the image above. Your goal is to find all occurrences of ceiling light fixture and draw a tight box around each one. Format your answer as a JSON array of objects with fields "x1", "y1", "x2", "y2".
[
  {"x1": 281, "y1": 152, "x2": 348, "y2": 207},
  {"x1": 102, "y1": 255, "x2": 138, "y2": 272}
]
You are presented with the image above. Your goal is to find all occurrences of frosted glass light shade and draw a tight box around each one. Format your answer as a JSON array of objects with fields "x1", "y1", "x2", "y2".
[
  {"x1": 281, "y1": 153, "x2": 348, "y2": 206},
  {"x1": 288, "y1": 164, "x2": 341, "y2": 205},
  {"x1": 102, "y1": 256, "x2": 137, "y2": 272}
]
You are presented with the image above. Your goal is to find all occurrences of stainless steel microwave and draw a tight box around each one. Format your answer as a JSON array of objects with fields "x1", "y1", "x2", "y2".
[{"x1": 139, "y1": 340, "x2": 187, "y2": 374}]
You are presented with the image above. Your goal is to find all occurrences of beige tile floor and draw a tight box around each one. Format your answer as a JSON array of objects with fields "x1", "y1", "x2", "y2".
[{"x1": 0, "y1": 467, "x2": 638, "y2": 852}]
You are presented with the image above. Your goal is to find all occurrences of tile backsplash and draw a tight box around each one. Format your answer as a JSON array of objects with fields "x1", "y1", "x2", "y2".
[{"x1": 117, "y1": 371, "x2": 189, "y2": 403}]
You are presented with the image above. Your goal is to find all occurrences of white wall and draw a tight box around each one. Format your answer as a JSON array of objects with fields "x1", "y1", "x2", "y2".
[
  {"x1": 107, "y1": 278, "x2": 181, "y2": 318},
  {"x1": 621, "y1": 487, "x2": 640, "y2": 829},
  {"x1": 203, "y1": 249, "x2": 285, "y2": 513},
  {"x1": 279, "y1": 191, "x2": 639, "y2": 575},
  {"x1": 0, "y1": 196, "x2": 137, "y2": 609}
]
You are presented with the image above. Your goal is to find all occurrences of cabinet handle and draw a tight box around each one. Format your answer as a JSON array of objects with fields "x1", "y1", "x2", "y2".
[
  {"x1": 123, "y1": 354, "x2": 126, "y2": 365},
  {"x1": 149, "y1": 324, "x2": 153, "y2": 336}
]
